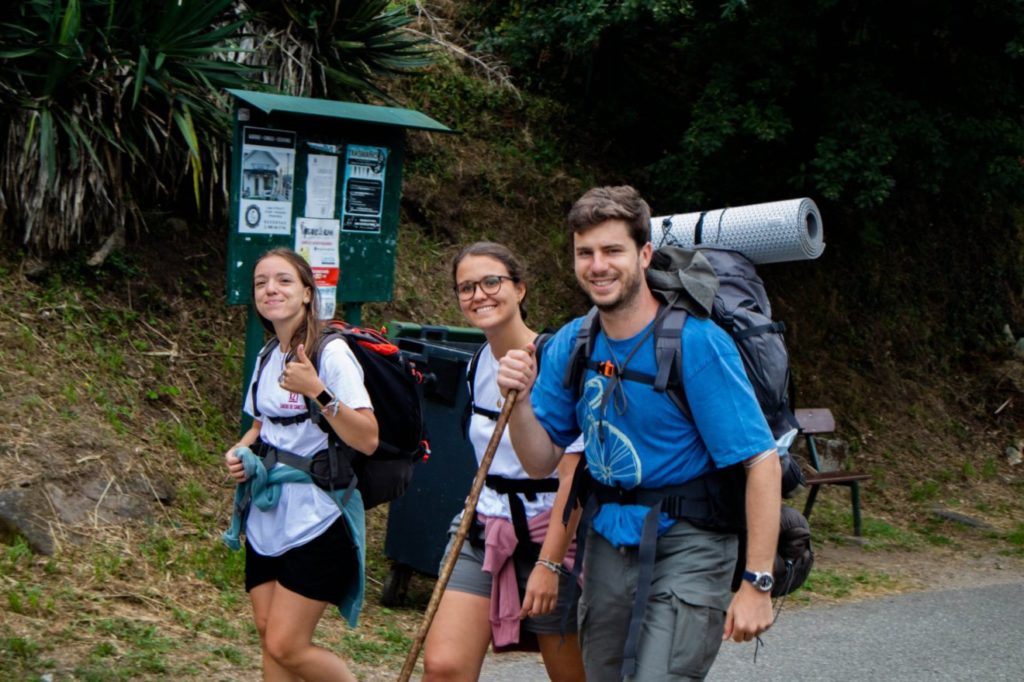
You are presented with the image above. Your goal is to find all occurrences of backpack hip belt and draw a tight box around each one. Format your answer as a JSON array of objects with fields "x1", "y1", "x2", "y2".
[
  {"x1": 588, "y1": 476, "x2": 739, "y2": 532},
  {"x1": 221, "y1": 444, "x2": 357, "y2": 551},
  {"x1": 251, "y1": 439, "x2": 358, "y2": 503},
  {"x1": 561, "y1": 455, "x2": 744, "y2": 678},
  {"x1": 264, "y1": 411, "x2": 313, "y2": 427},
  {"x1": 565, "y1": 457, "x2": 744, "y2": 532},
  {"x1": 562, "y1": 472, "x2": 739, "y2": 679}
]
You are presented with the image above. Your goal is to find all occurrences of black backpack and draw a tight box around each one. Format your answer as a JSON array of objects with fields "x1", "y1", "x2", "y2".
[{"x1": 251, "y1": 321, "x2": 428, "y2": 509}]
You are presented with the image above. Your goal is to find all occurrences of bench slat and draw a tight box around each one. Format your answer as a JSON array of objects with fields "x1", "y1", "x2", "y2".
[{"x1": 805, "y1": 471, "x2": 871, "y2": 485}]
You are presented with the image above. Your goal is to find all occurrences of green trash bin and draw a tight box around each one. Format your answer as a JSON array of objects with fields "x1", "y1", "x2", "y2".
[{"x1": 380, "y1": 322, "x2": 485, "y2": 606}]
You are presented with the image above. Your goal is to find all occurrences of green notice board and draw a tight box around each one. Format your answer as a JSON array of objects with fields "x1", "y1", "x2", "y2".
[
  {"x1": 226, "y1": 117, "x2": 405, "y2": 310},
  {"x1": 224, "y1": 89, "x2": 452, "y2": 313}
]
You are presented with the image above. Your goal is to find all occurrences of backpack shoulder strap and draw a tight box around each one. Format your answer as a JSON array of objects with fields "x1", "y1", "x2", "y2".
[
  {"x1": 251, "y1": 337, "x2": 280, "y2": 419},
  {"x1": 303, "y1": 325, "x2": 347, "y2": 434},
  {"x1": 561, "y1": 305, "x2": 691, "y2": 415},
  {"x1": 563, "y1": 307, "x2": 600, "y2": 396},
  {"x1": 653, "y1": 307, "x2": 693, "y2": 421},
  {"x1": 463, "y1": 344, "x2": 501, "y2": 427},
  {"x1": 317, "y1": 324, "x2": 349, "y2": 367},
  {"x1": 653, "y1": 307, "x2": 685, "y2": 393},
  {"x1": 534, "y1": 331, "x2": 553, "y2": 355},
  {"x1": 466, "y1": 343, "x2": 485, "y2": 407},
  {"x1": 533, "y1": 330, "x2": 553, "y2": 378},
  {"x1": 467, "y1": 330, "x2": 556, "y2": 429}
]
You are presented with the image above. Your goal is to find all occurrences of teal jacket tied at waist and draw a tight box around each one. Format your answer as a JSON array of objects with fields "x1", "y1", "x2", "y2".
[{"x1": 222, "y1": 446, "x2": 366, "y2": 627}]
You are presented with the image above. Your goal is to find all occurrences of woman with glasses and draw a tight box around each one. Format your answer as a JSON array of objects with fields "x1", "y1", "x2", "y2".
[{"x1": 422, "y1": 242, "x2": 586, "y2": 682}]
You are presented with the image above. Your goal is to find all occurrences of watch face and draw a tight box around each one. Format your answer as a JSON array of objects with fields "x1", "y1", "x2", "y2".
[{"x1": 745, "y1": 570, "x2": 774, "y2": 592}]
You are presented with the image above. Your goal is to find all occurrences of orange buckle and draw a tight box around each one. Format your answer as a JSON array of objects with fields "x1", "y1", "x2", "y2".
[{"x1": 597, "y1": 360, "x2": 616, "y2": 377}]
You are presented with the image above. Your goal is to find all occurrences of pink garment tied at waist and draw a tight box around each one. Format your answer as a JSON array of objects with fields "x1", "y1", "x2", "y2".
[{"x1": 479, "y1": 508, "x2": 577, "y2": 648}]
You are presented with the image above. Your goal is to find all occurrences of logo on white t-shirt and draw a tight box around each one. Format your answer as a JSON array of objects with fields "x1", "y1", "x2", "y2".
[{"x1": 281, "y1": 392, "x2": 304, "y2": 411}]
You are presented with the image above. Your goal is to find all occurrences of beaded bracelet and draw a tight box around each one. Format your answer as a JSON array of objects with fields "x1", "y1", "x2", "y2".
[{"x1": 535, "y1": 558, "x2": 564, "y2": 575}]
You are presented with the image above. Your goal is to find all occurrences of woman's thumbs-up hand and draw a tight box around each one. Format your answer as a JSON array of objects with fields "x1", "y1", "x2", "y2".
[{"x1": 278, "y1": 343, "x2": 323, "y2": 398}]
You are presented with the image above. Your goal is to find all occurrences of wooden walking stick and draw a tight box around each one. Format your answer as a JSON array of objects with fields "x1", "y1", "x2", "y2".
[{"x1": 397, "y1": 387, "x2": 521, "y2": 682}]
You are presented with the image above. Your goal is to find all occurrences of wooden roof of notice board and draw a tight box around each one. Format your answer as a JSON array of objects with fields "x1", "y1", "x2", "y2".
[{"x1": 227, "y1": 89, "x2": 453, "y2": 134}]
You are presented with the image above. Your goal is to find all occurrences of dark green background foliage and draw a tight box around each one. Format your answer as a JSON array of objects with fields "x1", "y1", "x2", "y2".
[
  {"x1": 243, "y1": 0, "x2": 433, "y2": 101},
  {"x1": 471, "y1": 0, "x2": 1024, "y2": 213},
  {"x1": 464, "y1": 0, "x2": 1024, "y2": 355}
]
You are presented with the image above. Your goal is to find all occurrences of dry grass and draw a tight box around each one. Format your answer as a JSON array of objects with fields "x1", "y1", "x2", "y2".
[{"x1": 0, "y1": 232, "x2": 456, "y2": 679}]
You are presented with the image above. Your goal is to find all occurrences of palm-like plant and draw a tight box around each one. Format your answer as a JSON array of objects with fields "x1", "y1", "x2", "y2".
[
  {"x1": 241, "y1": 0, "x2": 434, "y2": 100},
  {"x1": 0, "y1": 0, "x2": 434, "y2": 255},
  {"x1": 0, "y1": 0, "x2": 257, "y2": 253}
]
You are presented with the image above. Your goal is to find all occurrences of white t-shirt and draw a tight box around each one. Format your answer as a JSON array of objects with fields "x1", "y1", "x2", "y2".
[
  {"x1": 243, "y1": 337, "x2": 373, "y2": 556},
  {"x1": 468, "y1": 344, "x2": 583, "y2": 520}
]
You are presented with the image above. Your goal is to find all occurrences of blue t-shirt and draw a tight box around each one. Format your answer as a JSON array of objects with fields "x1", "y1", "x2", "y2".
[{"x1": 531, "y1": 313, "x2": 775, "y2": 547}]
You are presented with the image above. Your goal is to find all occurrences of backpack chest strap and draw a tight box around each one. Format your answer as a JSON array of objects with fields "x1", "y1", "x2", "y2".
[
  {"x1": 571, "y1": 305, "x2": 692, "y2": 418},
  {"x1": 584, "y1": 359, "x2": 656, "y2": 386},
  {"x1": 471, "y1": 404, "x2": 502, "y2": 421},
  {"x1": 265, "y1": 411, "x2": 313, "y2": 427}
]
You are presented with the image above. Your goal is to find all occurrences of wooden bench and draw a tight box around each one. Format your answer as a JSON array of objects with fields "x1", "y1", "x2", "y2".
[{"x1": 796, "y1": 407, "x2": 871, "y2": 536}]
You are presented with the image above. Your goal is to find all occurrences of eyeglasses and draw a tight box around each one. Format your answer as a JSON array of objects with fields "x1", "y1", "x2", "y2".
[{"x1": 454, "y1": 275, "x2": 516, "y2": 300}]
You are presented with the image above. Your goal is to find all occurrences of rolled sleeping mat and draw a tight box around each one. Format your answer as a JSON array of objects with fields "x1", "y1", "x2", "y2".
[{"x1": 651, "y1": 198, "x2": 824, "y2": 264}]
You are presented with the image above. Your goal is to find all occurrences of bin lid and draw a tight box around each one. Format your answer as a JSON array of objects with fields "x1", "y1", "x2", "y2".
[{"x1": 227, "y1": 89, "x2": 454, "y2": 133}]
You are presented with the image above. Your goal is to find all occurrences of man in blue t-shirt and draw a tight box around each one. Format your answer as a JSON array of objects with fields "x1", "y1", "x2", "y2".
[{"x1": 497, "y1": 185, "x2": 781, "y2": 681}]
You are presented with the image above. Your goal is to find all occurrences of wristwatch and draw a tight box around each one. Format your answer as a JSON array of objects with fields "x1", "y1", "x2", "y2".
[
  {"x1": 742, "y1": 569, "x2": 774, "y2": 593},
  {"x1": 316, "y1": 389, "x2": 335, "y2": 408}
]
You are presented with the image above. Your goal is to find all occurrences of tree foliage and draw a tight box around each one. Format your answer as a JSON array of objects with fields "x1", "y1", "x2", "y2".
[
  {"x1": 472, "y1": 0, "x2": 1024, "y2": 217},
  {"x1": 0, "y1": 0, "x2": 255, "y2": 252},
  {"x1": 462, "y1": 0, "x2": 1024, "y2": 352}
]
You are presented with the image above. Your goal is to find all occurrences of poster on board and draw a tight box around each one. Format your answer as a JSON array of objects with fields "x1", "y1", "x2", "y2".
[
  {"x1": 304, "y1": 153, "x2": 339, "y2": 219},
  {"x1": 341, "y1": 144, "x2": 388, "y2": 233},
  {"x1": 295, "y1": 217, "x2": 341, "y2": 320},
  {"x1": 238, "y1": 127, "x2": 296, "y2": 235}
]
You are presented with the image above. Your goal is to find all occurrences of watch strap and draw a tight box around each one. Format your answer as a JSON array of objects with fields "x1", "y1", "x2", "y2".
[{"x1": 742, "y1": 569, "x2": 774, "y2": 592}]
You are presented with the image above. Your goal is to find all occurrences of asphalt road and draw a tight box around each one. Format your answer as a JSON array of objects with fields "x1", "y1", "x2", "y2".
[{"x1": 472, "y1": 581, "x2": 1024, "y2": 681}]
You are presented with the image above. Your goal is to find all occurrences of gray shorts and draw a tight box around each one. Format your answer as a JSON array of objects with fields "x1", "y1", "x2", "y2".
[
  {"x1": 579, "y1": 520, "x2": 737, "y2": 681},
  {"x1": 441, "y1": 515, "x2": 580, "y2": 635}
]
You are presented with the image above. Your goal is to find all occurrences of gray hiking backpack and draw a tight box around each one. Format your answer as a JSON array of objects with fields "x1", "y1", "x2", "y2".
[
  {"x1": 566, "y1": 245, "x2": 805, "y2": 494},
  {"x1": 667, "y1": 246, "x2": 801, "y2": 443},
  {"x1": 561, "y1": 242, "x2": 812, "y2": 544},
  {"x1": 559, "y1": 249, "x2": 814, "y2": 674}
]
